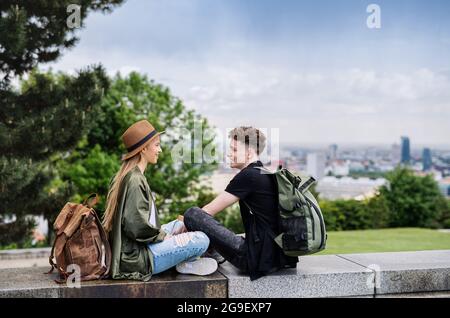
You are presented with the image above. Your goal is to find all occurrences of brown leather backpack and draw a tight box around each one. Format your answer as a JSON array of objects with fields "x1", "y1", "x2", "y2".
[{"x1": 46, "y1": 194, "x2": 111, "y2": 284}]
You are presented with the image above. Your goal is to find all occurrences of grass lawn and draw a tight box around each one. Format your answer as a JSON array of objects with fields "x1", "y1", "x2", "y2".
[{"x1": 317, "y1": 228, "x2": 450, "y2": 255}]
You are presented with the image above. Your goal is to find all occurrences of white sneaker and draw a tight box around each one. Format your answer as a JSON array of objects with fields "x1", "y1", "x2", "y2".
[{"x1": 176, "y1": 257, "x2": 218, "y2": 276}]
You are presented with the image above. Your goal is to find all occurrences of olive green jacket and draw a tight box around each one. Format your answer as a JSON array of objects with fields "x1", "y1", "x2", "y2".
[{"x1": 109, "y1": 166, "x2": 167, "y2": 281}]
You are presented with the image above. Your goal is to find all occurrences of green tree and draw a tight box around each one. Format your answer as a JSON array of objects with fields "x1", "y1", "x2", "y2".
[
  {"x1": 364, "y1": 194, "x2": 390, "y2": 229},
  {"x1": 379, "y1": 167, "x2": 447, "y2": 228},
  {"x1": 57, "y1": 72, "x2": 219, "y2": 223},
  {"x1": 0, "y1": 0, "x2": 123, "y2": 83},
  {"x1": 320, "y1": 195, "x2": 390, "y2": 232},
  {"x1": 442, "y1": 200, "x2": 450, "y2": 228},
  {"x1": 57, "y1": 139, "x2": 121, "y2": 209},
  {"x1": 320, "y1": 199, "x2": 371, "y2": 231},
  {"x1": 0, "y1": 1, "x2": 123, "y2": 247},
  {"x1": 0, "y1": 68, "x2": 109, "y2": 246}
]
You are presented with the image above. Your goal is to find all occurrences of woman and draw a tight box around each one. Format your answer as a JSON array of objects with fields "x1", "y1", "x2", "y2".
[{"x1": 103, "y1": 120, "x2": 217, "y2": 281}]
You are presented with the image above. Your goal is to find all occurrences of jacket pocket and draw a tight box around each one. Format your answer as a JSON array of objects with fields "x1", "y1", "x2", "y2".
[{"x1": 120, "y1": 249, "x2": 140, "y2": 273}]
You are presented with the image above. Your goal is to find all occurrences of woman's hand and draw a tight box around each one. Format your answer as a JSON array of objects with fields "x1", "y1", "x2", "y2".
[
  {"x1": 172, "y1": 223, "x2": 187, "y2": 235},
  {"x1": 163, "y1": 233, "x2": 173, "y2": 241}
]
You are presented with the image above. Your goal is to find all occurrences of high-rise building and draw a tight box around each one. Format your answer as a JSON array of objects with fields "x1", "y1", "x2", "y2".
[
  {"x1": 307, "y1": 153, "x2": 326, "y2": 180},
  {"x1": 328, "y1": 144, "x2": 338, "y2": 161},
  {"x1": 401, "y1": 136, "x2": 411, "y2": 164},
  {"x1": 422, "y1": 148, "x2": 432, "y2": 171}
]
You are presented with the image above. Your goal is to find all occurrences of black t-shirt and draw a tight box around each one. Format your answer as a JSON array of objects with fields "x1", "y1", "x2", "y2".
[{"x1": 225, "y1": 161, "x2": 298, "y2": 280}]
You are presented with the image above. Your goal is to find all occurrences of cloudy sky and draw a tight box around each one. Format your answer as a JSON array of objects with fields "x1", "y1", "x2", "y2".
[{"x1": 47, "y1": 0, "x2": 450, "y2": 147}]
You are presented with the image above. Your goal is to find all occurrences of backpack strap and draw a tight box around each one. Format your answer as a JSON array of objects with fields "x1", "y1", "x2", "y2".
[
  {"x1": 298, "y1": 176, "x2": 316, "y2": 193},
  {"x1": 92, "y1": 211, "x2": 112, "y2": 278},
  {"x1": 83, "y1": 193, "x2": 99, "y2": 208},
  {"x1": 44, "y1": 243, "x2": 57, "y2": 274},
  {"x1": 254, "y1": 166, "x2": 274, "y2": 175},
  {"x1": 44, "y1": 233, "x2": 70, "y2": 283}
]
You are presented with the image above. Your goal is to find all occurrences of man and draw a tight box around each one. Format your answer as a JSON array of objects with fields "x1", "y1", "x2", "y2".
[{"x1": 183, "y1": 127, "x2": 298, "y2": 280}]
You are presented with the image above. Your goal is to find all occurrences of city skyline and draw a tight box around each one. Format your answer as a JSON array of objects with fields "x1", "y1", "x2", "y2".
[{"x1": 280, "y1": 139, "x2": 450, "y2": 152}]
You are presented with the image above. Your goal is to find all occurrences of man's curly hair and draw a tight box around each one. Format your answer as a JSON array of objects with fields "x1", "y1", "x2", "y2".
[{"x1": 228, "y1": 126, "x2": 266, "y2": 155}]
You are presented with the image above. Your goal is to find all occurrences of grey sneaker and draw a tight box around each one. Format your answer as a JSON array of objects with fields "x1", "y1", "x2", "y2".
[
  {"x1": 176, "y1": 257, "x2": 218, "y2": 276},
  {"x1": 204, "y1": 248, "x2": 226, "y2": 264}
]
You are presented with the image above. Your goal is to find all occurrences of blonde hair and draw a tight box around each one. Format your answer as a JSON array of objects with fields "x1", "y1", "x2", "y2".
[{"x1": 103, "y1": 153, "x2": 142, "y2": 233}]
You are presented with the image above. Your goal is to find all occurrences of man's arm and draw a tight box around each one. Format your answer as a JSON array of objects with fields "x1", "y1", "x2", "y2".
[
  {"x1": 173, "y1": 192, "x2": 239, "y2": 235},
  {"x1": 202, "y1": 191, "x2": 240, "y2": 217}
]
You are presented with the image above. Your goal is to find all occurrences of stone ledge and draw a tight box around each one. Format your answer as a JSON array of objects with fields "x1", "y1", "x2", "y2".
[
  {"x1": 219, "y1": 255, "x2": 374, "y2": 298},
  {"x1": 375, "y1": 291, "x2": 450, "y2": 298},
  {"x1": 0, "y1": 247, "x2": 51, "y2": 260},
  {"x1": 338, "y1": 250, "x2": 450, "y2": 295},
  {"x1": 218, "y1": 250, "x2": 450, "y2": 298},
  {"x1": 1, "y1": 250, "x2": 449, "y2": 298},
  {"x1": 0, "y1": 266, "x2": 227, "y2": 298}
]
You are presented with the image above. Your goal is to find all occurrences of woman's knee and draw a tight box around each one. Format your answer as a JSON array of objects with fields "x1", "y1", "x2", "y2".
[{"x1": 192, "y1": 231, "x2": 210, "y2": 252}]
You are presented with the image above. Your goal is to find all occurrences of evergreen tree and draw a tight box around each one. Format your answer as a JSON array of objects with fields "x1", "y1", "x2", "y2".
[
  {"x1": 0, "y1": 0, "x2": 123, "y2": 83},
  {"x1": 0, "y1": 1, "x2": 123, "y2": 246}
]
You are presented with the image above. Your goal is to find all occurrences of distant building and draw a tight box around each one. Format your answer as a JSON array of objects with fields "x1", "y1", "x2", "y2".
[
  {"x1": 414, "y1": 169, "x2": 443, "y2": 181},
  {"x1": 307, "y1": 153, "x2": 326, "y2": 180},
  {"x1": 331, "y1": 160, "x2": 349, "y2": 176},
  {"x1": 438, "y1": 177, "x2": 450, "y2": 198},
  {"x1": 349, "y1": 161, "x2": 366, "y2": 172},
  {"x1": 391, "y1": 143, "x2": 401, "y2": 164},
  {"x1": 328, "y1": 144, "x2": 338, "y2": 161},
  {"x1": 316, "y1": 176, "x2": 388, "y2": 200},
  {"x1": 401, "y1": 136, "x2": 411, "y2": 164},
  {"x1": 422, "y1": 148, "x2": 432, "y2": 171}
]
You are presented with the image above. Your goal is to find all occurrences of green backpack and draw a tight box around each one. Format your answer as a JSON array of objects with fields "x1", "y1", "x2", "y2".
[{"x1": 250, "y1": 166, "x2": 327, "y2": 257}]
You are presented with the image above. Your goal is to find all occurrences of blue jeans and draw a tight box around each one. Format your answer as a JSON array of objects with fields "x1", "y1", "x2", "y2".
[{"x1": 148, "y1": 220, "x2": 210, "y2": 275}]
